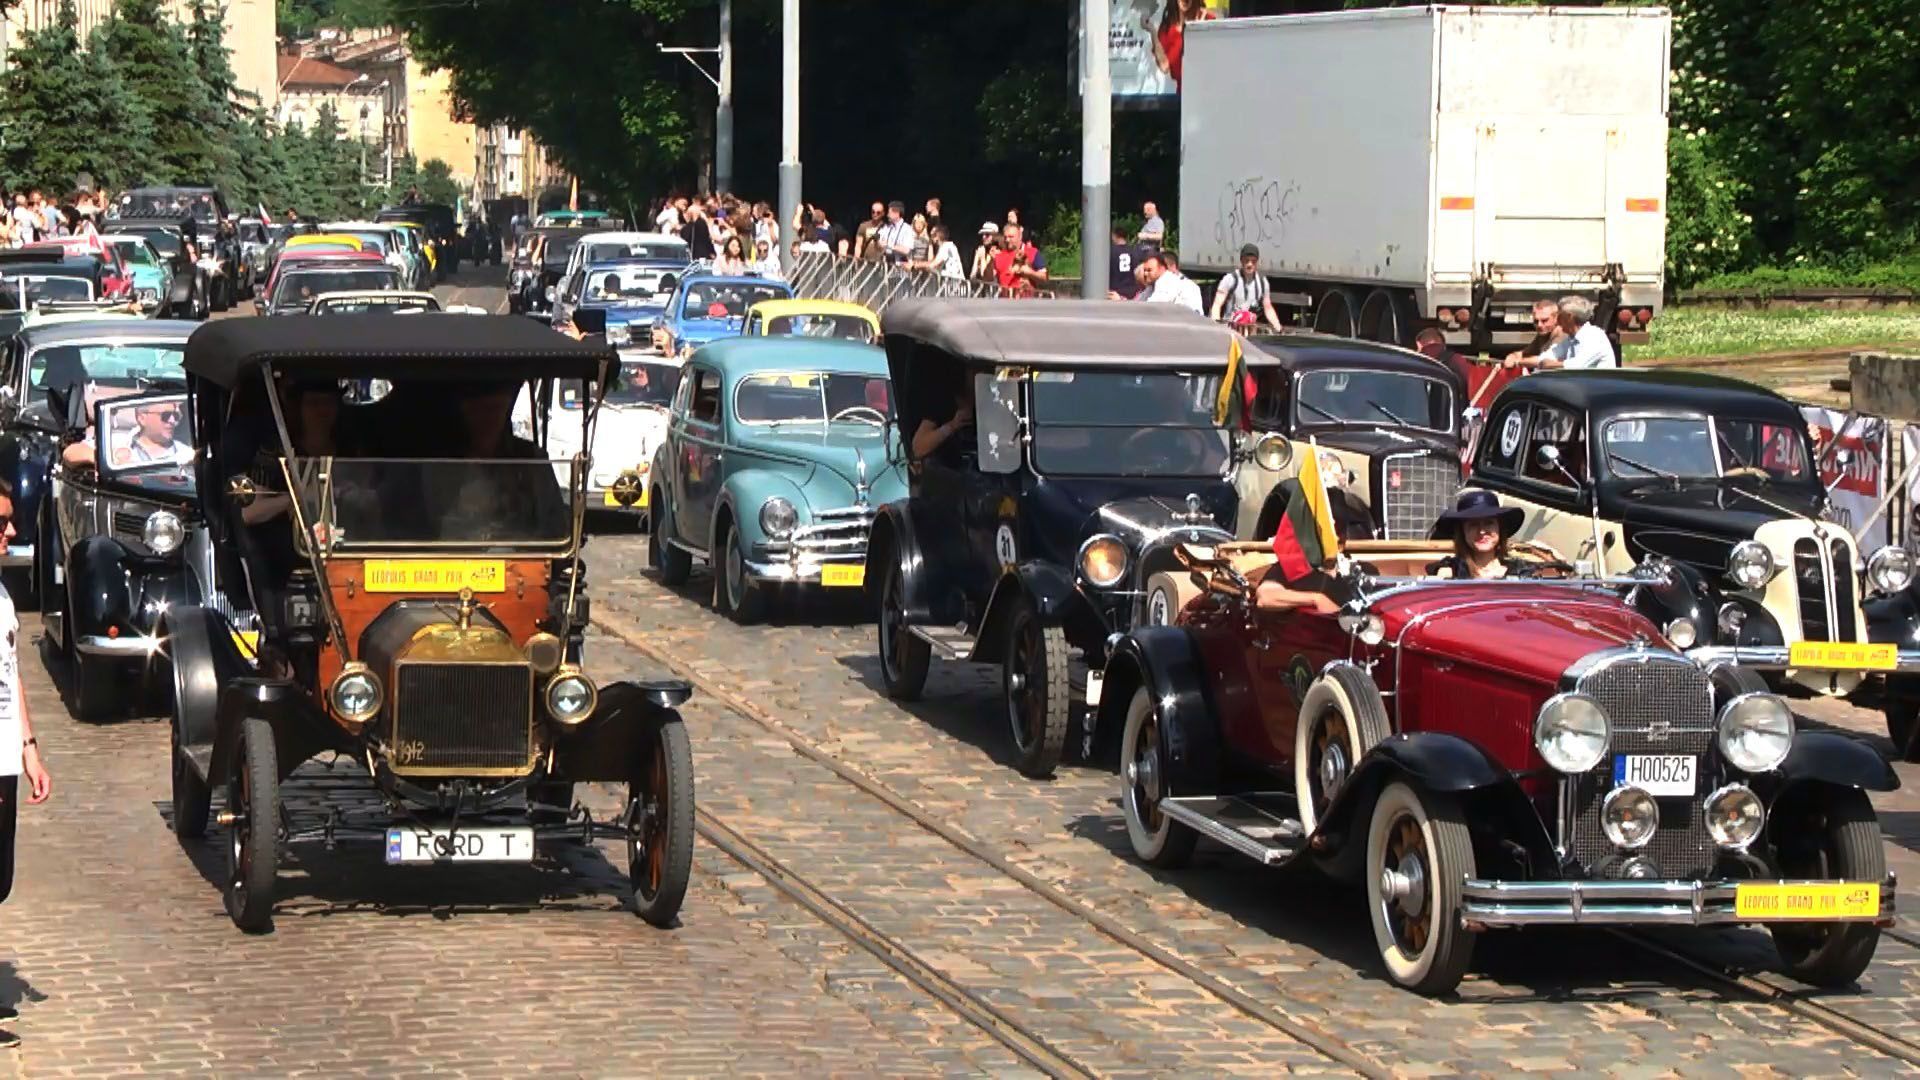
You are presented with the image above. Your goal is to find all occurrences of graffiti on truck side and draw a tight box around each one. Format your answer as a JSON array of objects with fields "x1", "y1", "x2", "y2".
[{"x1": 1215, "y1": 177, "x2": 1299, "y2": 253}]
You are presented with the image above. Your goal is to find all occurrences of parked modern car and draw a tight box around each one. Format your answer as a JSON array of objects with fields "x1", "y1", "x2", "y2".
[
  {"x1": 866, "y1": 299, "x2": 1282, "y2": 778},
  {"x1": 1236, "y1": 332, "x2": 1466, "y2": 542},
  {"x1": 551, "y1": 258, "x2": 686, "y2": 348},
  {"x1": 648, "y1": 337, "x2": 900, "y2": 621},
  {"x1": 1468, "y1": 370, "x2": 1920, "y2": 698},
  {"x1": 1100, "y1": 539, "x2": 1895, "y2": 995},
  {"x1": 649, "y1": 274, "x2": 793, "y2": 358},
  {"x1": 4, "y1": 319, "x2": 196, "y2": 607}
]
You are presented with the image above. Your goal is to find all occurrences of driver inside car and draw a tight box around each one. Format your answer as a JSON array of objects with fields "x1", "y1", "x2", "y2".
[{"x1": 911, "y1": 383, "x2": 973, "y2": 464}]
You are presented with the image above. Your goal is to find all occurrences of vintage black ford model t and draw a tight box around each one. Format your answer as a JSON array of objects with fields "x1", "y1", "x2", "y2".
[
  {"x1": 169, "y1": 315, "x2": 695, "y2": 931},
  {"x1": 866, "y1": 299, "x2": 1284, "y2": 779}
]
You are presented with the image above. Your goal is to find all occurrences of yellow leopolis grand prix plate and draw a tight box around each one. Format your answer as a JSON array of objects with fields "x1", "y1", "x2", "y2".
[
  {"x1": 1734, "y1": 881, "x2": 1880, "y2": 920},
  {"x1": 364, "y1": 560, "x2": 507, "y2": 593},
  {"x1": 1789, "y1": 641, "x2": 1896, "y2": 671},
  {"x1": 820, "y1": 564, "x2": 865, "y2": 588}
]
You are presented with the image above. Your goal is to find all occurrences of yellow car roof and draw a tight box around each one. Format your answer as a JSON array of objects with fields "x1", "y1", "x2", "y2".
[
  {"x1": 747, "y1": 299, "x2": 879, "y2": 326},
  {"x1": 286, "y1": 233, "x2": 364, "y2": 250}
]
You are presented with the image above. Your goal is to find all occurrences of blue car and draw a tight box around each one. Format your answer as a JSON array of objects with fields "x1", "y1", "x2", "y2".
[
  {"x1": 649, "y1": 273, "x2": 792, "y2": 358},
  {"x1": 553, "y1": 257, "x2": 688, "y2": 350},
  {"x1": 647, "y1": 337, "x2": 902, "y2": 623}
]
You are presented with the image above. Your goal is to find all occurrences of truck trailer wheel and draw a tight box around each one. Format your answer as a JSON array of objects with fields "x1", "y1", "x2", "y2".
[
  {"x1": 1312, "y1": 287, "x2": 1360, "y2": 338},
  {"x1": 1357, "y1": 288, "x2": 1417, "y2": 347}
]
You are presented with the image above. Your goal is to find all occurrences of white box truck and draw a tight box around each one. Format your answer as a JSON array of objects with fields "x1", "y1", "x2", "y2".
[{"x1": 1179, "y1": 5, "x2": 1671, "y2": 349}]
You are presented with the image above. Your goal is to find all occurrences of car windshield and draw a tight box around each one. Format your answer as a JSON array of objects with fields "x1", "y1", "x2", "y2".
[
  {"x1": 133, "y1": 230, "x2": 182, "y2": 257},
  {"x1": 97, "y1": 393, "x2": 194, "y2": 476},
  {"x1": 584, "y1": 241, "x2": 686, "y2": 263},
  {"x1": 586, "y1": 269, "x2": 672, "y2": 303},
  {"x1": 338, "y1": 233, "x2": 387, "y2": 255},
  {"x1": 544, "y1": 236, "x2": 581, "y2": 266},
  {"x1": 566, "y1": 361, "x2": 681, "y2": 410},
  {"x1": 4, "y1": 275, "x2": 93, "y2": 303},
  {"x1": 312, "y1": 295, "x2": 437, "y2": 314},
  {"x1": 763, "y1": 313, "x2": 874, "y2": 343},
  {"x1": 1296, "y1": 369, "x2": 1454, "y2": 432},
  {"x1": 106, "y1": 240, "x2": 157, "y2": 267},
  {"x1": 117, "y1": 191, "x2": 218, "y2": 222},
  {"x1": 1028, "y1": 370, "x2": 1232, "y2": 477},
  {"x1": 28, "y1": 341, "x2": 187, "y2": 407},
  {"x1": 735, "y1": 372, "x2": 890, "y2": 425},
  {"x1": 290, "y1": 457, "x2": 575, "y2": 550},
  {"x1": 1602, "y1": 415, "x2": 1817, "y2": 484},
  {"x1": 273, "y1": 271, "x2": 397, "y2": 310},
  {"x1": 682, "y1": 283, "x2": 788, "y2": 321}
]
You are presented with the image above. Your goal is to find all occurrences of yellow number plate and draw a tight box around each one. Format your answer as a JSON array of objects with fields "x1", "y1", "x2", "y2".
[
  {"x1": 820, "y1": 564, "x2": 865, "y2": 588},
  {"x1": 364, "y1": 560, "x2": 507, "y2": 593},
  {"x1": 1789, "y1": 641, "x2": 1897, "y2": 671},
  {"x1": 1736, "y1": 882, "x2": 1880, "y2": 920}
]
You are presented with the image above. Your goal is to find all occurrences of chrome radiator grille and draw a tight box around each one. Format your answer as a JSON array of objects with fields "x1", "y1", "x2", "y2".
[
  {"x1": 390, "y1": 662, "x2": 536, "y2": 775},
  {"x1": 762, "y1": 506, "x2": 872, "y2": 563},
  {"x1": 1380, "y1": 452, "x2": 1460, "y2": 540},
  {"x1": 1792, "y1": 536, "x2": 1859, "y2": 643},
  {"x1": 1569, "y1": 652, "x2": 1717, "y2": 879}
]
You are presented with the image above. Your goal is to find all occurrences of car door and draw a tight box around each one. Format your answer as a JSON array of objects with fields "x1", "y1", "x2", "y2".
[
  {"x1": 675, "y1": 365, "x2": 726, "y2": 551},
  {"x1": 959, "y1": 370, "x2": 1022, "y2": 614}
]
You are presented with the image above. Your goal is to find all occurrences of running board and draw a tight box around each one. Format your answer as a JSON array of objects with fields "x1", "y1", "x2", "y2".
[
  {"x1": 1161, "y1": 794, "x2": 1305, "y2": 866},
  {"x1": 907, "y1": 625, "x2": 976, "y2": 661}
]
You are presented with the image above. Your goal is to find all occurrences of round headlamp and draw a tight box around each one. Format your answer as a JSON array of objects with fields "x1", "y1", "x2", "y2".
[
  {"x1": 545, "y1": 669, "x2": 598, "y2": 725},
  {"x1": 1727, "y1": 540, "x2": 1775, "y2": 590},
  {"x1": 1078, "y1": 534, "x2": 1129, "y2": 589},
  {"x1": 143, "y1": 510, "x2": 185, "y2": 555},
  {"x1": 1663, "y1": 617, "x2": 1698, "y2": 650},
  {"x1": 1868, "y1": 545, "x2": 1914, "y2": 594},
  {"x1": 1704, "y1": 783, "x2": 1765, "y2": 849},
  {"x1": 328, "y1": 662, "x2": 382, "y2": 725},
  {"x1": 1253, "y1": 433, "x2": 1293, "y2": 471},
  {"x1": 1533, "y1": 692, "x2": 1610, "y2": 774},
  {"x1": 759, "y1": 496, "x2": 798, "y2": 538},
  {"x1": 1601, "y1": 786, "x2": 1659, "y2": 849},
  {"x1": 1717, "y1": 691, "x2": 1794, "y2": 772}
]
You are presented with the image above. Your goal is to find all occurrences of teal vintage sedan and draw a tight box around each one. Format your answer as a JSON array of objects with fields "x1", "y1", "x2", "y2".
[{"x1": 647, "y1": 337, "x2": 902, "y2": 623}]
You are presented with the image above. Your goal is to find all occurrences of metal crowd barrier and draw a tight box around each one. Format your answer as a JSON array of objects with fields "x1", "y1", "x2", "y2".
[{"x1": 787, "y1": 252, "x2": 1057, "y2": 315}]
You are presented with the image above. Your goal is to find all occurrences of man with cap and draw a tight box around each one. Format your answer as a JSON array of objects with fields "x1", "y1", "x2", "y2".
[
  {"x1": 1210, "y1": 243, "x2": 1281, "y2": 331},
  {"x1": 1426, "y1": 489, "x2": 1528, "y2": 579}
]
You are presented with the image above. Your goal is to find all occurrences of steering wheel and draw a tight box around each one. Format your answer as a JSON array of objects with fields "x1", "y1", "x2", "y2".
[
  {"x1": 1120, "y1": 427, "x2": 1207, "y2": 471},
  {"x1": 1509, "y1": 559, "x2": 1578, "y2": 580},
  {"x1": 1723, "y1": 466, "x2": 1770, "y2": 480},
  {"x1": 830, "y1": 405, "x2": 886, "y2": 425}
]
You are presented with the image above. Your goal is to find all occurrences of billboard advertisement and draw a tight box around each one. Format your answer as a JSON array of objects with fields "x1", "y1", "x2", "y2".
[{"x1": 1081, "y1": 0, "x2": 1230, "y2": 104}]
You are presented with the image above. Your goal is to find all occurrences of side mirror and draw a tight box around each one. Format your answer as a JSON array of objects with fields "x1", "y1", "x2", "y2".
[
  {"x1": 1462, "y1": 406, "x2": 1483, "y2": 425},
  {"x1": 1253, "y1": 433, "x2": 1293, "y2": 472},
  {"x1": 1535, "y1": 444, "x2": 1562, "y2": 470},
  {"x1": 544, "y1": 285, "x2": 556, "y2": 302}
]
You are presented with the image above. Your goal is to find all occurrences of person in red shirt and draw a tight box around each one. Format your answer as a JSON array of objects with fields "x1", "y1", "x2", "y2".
[{"x1": 991, "y1": 224, "x2": 1049, "y2": 294}]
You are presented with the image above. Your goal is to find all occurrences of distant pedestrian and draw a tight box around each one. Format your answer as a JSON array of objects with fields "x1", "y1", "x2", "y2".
[
  {"x1": 1210, "y1": 244, "x2": 1280, "y2": 331},
  {"x1": 10, "y1": 194, "x2": 38, "y2": 245},
  {"x1": 682, "y1": 202, "x2": 716, "y2": 261},
  {"x1": 855, "y1": 201, "x2": 885, "y2": 261},
  {"x1": 1106, "y1": 225, "x2": 1142, "y2": 300},
  {"x1": 0, "y1": 476, "x2": 53, "y2": 1050},
  {"x1": 906, "y1": 213, "x2": 933, "y2": 269},
  {"x1": 814, "y1": 208, "x2": 850, "y2": 257},
  {"x1": 713, "y1": 235, "x2": 748, "y2": 276},
  {"x1": 878, "y1": 202, "x2": 915, "y2": 266},
  {"x1": 1504, "y1": 296, "x2": 1614, "y2": 370},
  {"x1": 970, "y1": 222, "x2": 1000, "y2": 280},
  {"x1": 1137, "y1": 200, "x2": 1166, "y2": 249},
  {"x1": 1501, "y1": 299, "x2": 1566, "y2": 371},
  {"x1": 924, "y1": 197, "x2": 944, "y2": 234},
  {"x1": 928, "y1": 225, "x2": 963, "y2": 281},
  {"x1": 655, "y1": 196, "x2": 687, "y2": 235},
  {"x1": 751, "y1": 237, "x2": 783, "y2": 278},
  {"x1": 1137, "y1": 250, "x2": 1202, "y2": 313},
  {"x1": 992, "y1": 224, "x2": 1050, "y2": 294}
]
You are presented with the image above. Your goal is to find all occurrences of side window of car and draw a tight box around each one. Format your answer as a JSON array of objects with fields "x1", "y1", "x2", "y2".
[
  {"x1": 975, "y1": 371, "x2": 1022, "y2": 474},
  {"x1": 1521, "y1": 405, "x2": 1587, "y2": 487},
  {"x1": 688, "y1": 368, "x2": 722, "y2": 425},
  {"x1": 1480, "y1": 404, "x2": 1527, "y2": 474}
]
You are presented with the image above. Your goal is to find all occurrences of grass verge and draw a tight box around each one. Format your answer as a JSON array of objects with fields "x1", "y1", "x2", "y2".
[{"x1": 1625, "y1": 308, "x2": 1920, "y2": 362}]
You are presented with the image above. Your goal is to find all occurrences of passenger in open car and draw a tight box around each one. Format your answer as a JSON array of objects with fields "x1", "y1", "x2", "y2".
[{"x1": 1425, "y1": 489, "x2": 1526, "y2": 579}]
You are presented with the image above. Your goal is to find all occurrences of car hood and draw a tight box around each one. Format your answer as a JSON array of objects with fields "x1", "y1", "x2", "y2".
[
  {"x1": 1391, "y1": 586, "x2": 1664, "y2": 687},
  {"x1": 733, "y1": 424, "x2": 897, "y2": 485},
  {"x1": 1297, "y1": 427, "x2": 1459, "y2": 459},
  {"x1": 1023, "y1": 478, "x2": 1238, "y2": 567},
  {"x1": 1611, "y1": 480, "x2": 1828, "y2": 542}
]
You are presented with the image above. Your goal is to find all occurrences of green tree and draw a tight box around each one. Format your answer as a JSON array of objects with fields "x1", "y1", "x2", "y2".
[
  {"x1": 0, "y1": 0, "x2": 156, "y2": 193},
  {"x1": 94, "y1": 0, "x2": 234, "y2": 187}
]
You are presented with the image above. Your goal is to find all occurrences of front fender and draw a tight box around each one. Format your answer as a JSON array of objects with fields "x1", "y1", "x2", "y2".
[
  {"x1": 974, "y1": 561, "x2": 1093, "y2": 660},
  {"x1": 551, "y1": 681, "x2": 690, "y2": 783},
  {"x1": 65, "y1": 535, "x2": 137, "y2": 638},
  {"x1": 163, "y1": 605, "x2": 250, "y2": 771},
  {"x1": 1769, "y1": 730, "x2": 1899, "y2": 793},
  {"x1": 717, "y1": 471, "x2": 808, "y2": 553},
  {"x1": 209, "y1": 679, "x2": 339, "y2": 782},
  {"x1": 1096, "y1": 628, "x2": 1219, "y2": 793},
  {"x1": 864, "y1": 502, "x2": 933, "y2": 623},
  {"x1": 0, "y1": 434, "x2": 51, "y2": 548},
  {"x1": 1318, "y1": 732, "x2": 1554, "y2": 870},
  {"x1": 1632, "y1": 560, "x2": 1711, "y2": 641}
]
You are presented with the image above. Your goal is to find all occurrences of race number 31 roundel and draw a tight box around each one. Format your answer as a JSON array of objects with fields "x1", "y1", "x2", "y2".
[{"x1": 1499, "y1": 411, "x2": 1525, "y2": 460}]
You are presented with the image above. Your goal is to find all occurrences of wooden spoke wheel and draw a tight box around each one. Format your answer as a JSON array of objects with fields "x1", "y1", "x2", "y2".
[
  {"x1": 628, "y1": 718, "x2": 695, "y2": 927},
  {"x1": 1364, "y1": 781, "x2": 1475, "y2": 994},
  {"x1": 223, "y1": 716, "x2": 280, "y2": 933}
]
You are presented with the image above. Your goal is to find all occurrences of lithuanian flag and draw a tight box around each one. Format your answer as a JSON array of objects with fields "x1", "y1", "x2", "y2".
[{"x1": 1271, "y1": 446, "x2": 1339, "y2": 585}]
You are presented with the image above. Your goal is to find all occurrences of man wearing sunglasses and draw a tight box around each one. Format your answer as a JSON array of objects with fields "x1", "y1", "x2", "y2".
[{"x1": 110, "y1": 402, "x2": 191, "y2": 467}]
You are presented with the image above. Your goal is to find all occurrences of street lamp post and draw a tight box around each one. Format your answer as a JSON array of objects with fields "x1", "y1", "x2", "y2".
[
  {"x1": 716, "y1": 0, "x2": 734, "y2": 194},
  {"x1": 776, "y1": 0, "x2": 800, "y2": 259},
  {"x1": 1082, "y1": 0, "x2": 1111, "y2": 300}
]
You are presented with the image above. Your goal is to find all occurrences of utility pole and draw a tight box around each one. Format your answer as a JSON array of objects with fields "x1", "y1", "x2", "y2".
[
  {"x1": 1081, "y1": 0, "x2": 1111, "y2": 300},
  {"x1": 776, "y1": 0, "x2": 801, "y2": 258},
  {"x1": 716, "y1": 0, "x2": 734, "y2": 194}
]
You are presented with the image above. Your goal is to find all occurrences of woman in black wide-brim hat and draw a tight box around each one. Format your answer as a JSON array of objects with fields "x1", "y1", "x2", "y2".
[{"x1": 1427, "y1": 489, "x2": 1527, "y2": 580}]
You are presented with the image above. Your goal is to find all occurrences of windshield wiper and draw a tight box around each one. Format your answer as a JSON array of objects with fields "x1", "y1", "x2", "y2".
[
  {"x1": 1298, "y1": 400, "x2": 1351, "y2": 426},
  {"x1": 1607, "y1": 449, "x2": 1682, "y2": 486},
  {"x1": 1366, "y1": 399, "x2": 1416, "y2": 428}
]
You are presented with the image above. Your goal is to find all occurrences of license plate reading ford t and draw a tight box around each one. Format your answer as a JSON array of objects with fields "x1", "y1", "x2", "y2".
[
  {"x1": 364, "y1": 560, "x2": 507, "y2": 593},
  {"x1": 1735, "y1": 882, "x2": 1881, "y2": 920},
  {"x1": 1789, "y1": 641, "x2": 1897, "y2": 671},
  {"x1": 385, "y1": 826, "x2": 535, "y2": 864},
  {"x1": 1614, "y1": 755, "x2": 1696, "y2": 797},
  {"x1": 820, "y1": 564, "x2": 865, "y2": 588}
]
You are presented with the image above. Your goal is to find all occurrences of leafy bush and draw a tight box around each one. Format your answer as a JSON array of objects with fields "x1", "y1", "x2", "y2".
[{"x1": 1694, "y1": 257, "x2": 1920, "y2": 296}]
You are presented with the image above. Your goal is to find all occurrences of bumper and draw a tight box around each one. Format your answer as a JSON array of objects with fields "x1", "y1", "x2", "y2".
[
  {"x1": 750, "y1": 507, "x2": 874, "y2": 588},
  {"x1": 1460, "y1": 877, "x2": 1896, "y2": 929},
  {"x1": 741, "y1": 554, "x2": 868, "y2": 586},
  {"x1": 1690, "y1": 644, "x2": 1920, "y2": 674},
  {"x1": 76, "y1": 633, "x2": 163, "y2": 658}
]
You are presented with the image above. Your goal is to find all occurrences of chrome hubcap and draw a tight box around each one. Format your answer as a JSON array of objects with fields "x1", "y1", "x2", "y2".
[
  {"x1": 1380, "y1": 851, "x2": 1427, "y2": 918},
  {"x1": 1319, "y1": 743, "x2": 1349, "y2": 797},
  {"x1": 1008, "y1": 672, "x2": 1026, "y2": 693}
]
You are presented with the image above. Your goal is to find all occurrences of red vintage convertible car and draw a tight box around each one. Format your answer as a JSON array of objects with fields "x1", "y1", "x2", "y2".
[{"x1": 1097, "y1": 540, "x2": 1897, "y2": 995}]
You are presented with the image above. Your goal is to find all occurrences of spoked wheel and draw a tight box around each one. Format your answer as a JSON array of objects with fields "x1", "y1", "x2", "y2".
[
  {"x1": 628, "y1": 717, "x2": 695, "y2": 927},
  {"x1": 1294, "y1": 667, "x2": 1390, "y2": 834},
  {"x1": 1772, "y1": 788, "x2": 1884, "y2": 988},
  {"x1": 714, "y1": 524, "x2": 767, "y2": 624},
  {"x1": 650, "y1": 490, "x2": 692, "y2": 586},
  {"x1": 224, "y1": 716, "x2": 280, "y2": 933},
  {"x1": 170, "y1": 713, "x2": 211, "y2": 841},
  {"x1": 1365, "y1": 780, "x2": 1475, "y2": 995},
  {"x1": 1121, "y1": 687, "x2": 1196, "y2": 867},
  {"x1": 1003, "y1": 601, "x2": 1070, "y2": 779},
  {"x1": 878, "y1": 559, "x2": 929, "y2": 700}
]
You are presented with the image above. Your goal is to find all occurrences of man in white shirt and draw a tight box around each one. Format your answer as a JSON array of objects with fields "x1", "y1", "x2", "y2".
[
  {"x1": 654, "y1": 196, "x2": 686, "y2": 235},
  {"x1": 878, "y1": 201, "x2": 914, "y2": 266},
  {"x1": 1137, "y1": 200, "x2": 1165, "y2": 249},
  {"x1": 0, "y1": 477, "x2": 53, "y2": 1050},
  {"x1": 1502, "y1": 295, "x2": 1617, "y2": 371},
  {"x1": 10, "y1": 195, "x2": 38, "y2": 245},
  {"x1": 1134, "y1": 251, "x2": 1203, "y2": 313}
]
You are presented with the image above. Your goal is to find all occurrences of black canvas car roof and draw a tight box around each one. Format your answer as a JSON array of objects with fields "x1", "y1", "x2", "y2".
[
  {"x1": 1246, "y1": 332, "x2": 1461, "y2": 382},
  {"x1": 1496, "y1": 368, "x2": 1805, "y2": 424},
  {"x1": 184, "y1": 313, "x2": 614, "y2": 387},
  {"x1": 882, "y1": 298, "x2": 1258, "y2": 370}
]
